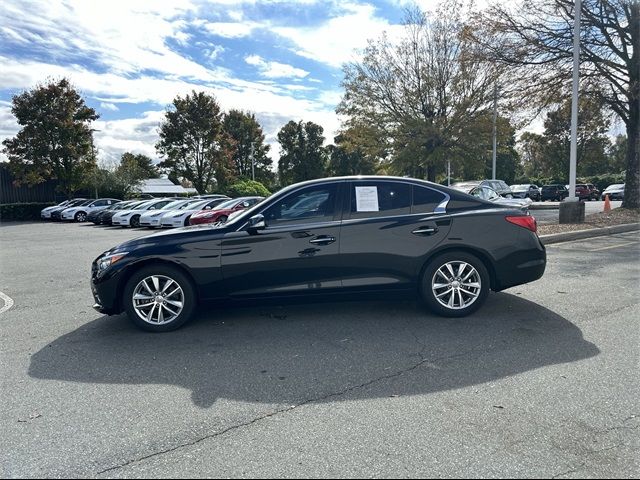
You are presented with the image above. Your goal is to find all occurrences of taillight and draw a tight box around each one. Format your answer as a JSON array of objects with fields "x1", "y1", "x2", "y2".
[{"x1": 506, "y1": 215, "x2": 537, "y2": 233}]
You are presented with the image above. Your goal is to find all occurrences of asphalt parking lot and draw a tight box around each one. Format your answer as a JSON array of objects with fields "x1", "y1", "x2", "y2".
[{"x1": 1, "y1": 221, "x2": 638, "y2": 478}]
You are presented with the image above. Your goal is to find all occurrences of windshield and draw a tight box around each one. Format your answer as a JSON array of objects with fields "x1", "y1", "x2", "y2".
[
  {"x1": 510, "y1": 185, "x2": 528, "y2": 192},
  {"x1": 161, "y1": 200, "x2": 188, "y2": 210},
  {"x1": 78, "y1": 200, "x2": 93, "y2": 206},
  {"x1": 177, "y1": 200, "x2": 204, "y2": 210},
  {"x1": 133, "y1": 201, "x2": 154, "y2": 210},
  {"x1": 213, "y1": 199, "x2": 239, "y2": 210}
]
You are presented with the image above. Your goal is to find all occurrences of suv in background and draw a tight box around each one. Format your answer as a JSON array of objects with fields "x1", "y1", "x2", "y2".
[{"x1": 541, "y1": 184, "x2": 569, "y2": 201}]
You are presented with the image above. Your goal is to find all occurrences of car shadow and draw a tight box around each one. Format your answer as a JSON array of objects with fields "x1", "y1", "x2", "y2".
[{"x1": 28, "y1": 293, "x2": 599, "y2": 408}]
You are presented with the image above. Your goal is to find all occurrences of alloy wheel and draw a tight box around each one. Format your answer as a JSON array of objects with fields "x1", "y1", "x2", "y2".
[
  {"x1": 132, "y1": 275, "x2": 184, "y2": 325},
  {"x1": 431, "y1": 261, "x2": 482, "y2": 310}
]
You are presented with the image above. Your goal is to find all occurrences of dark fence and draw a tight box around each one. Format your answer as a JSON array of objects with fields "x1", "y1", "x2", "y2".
[{"x1": 0, "y1": 164, "x2": 87, "y2": 203}]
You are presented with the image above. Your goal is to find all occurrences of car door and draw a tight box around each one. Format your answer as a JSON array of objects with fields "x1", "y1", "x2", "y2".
[
  {"x1": 220, "y1": 182, "x2": 345, "y2": 297},
  {"x1": 338, "y1": 180, "x2": 451, "y2": 290}
]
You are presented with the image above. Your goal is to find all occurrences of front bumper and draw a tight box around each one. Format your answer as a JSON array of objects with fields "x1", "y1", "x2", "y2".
[
  {"x1": 112, "y1": 217, "x2": 130, "y2": 226},
  {"x1": 140, "y1": 217, "x2": 162, "y2": 227}
]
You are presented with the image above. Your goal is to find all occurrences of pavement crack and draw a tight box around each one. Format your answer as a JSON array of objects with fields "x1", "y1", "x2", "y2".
[{"x1": 551, "y1": 462, "x2": 586, "y2": 479}]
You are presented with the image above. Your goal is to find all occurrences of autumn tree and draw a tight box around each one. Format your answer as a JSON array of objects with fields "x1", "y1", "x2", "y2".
[
  {"x1": 472, "y1": 0, "x2": 639, "y2": 207},
  {"x1": 223, "y1": 110, "x2": 274, "y2": 186},
  {"x1": 156, "y1": 91, "x2": 233, "y2": 193},
  {"x1": 338, "y1": 2, "x2": 500, "y2": 182},
  {"x1": 277, "y1": 120, "x2": 327, "y2": 185},
  {"x1": 2, "y1": 78, "x2": 99, "y2": 198}
]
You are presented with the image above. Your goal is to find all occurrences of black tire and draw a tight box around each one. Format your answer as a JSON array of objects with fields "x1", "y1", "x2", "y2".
[
  {"x1": 420, "y1": 251, "x2": 490, "y2": 318},
  {"x1": 130, "y1": 215, "x2": 141, "y2": 228},
  {"x1": 123, "y1": 265, "x2": 197, "y2": 332},
  {"x1": 75, "y1": 211, "x2": 87, "y2": 222},
  {"x1": 218, "y1": 215, "x2": 228, "y2": 223},
  {"x1": 184, "y1": 216, "x2": 191, "y2": 227}
]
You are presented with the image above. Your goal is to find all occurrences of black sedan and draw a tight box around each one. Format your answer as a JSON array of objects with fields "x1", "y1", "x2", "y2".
[{"x1": 91, "y1": 176, "x2": 546, "y2": 332}]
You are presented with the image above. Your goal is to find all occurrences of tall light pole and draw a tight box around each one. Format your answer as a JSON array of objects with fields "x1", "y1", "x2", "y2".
[
  {"x1": 492, "y1": 83, "x2": 498, "y2": 180},
  {"x1": 559, "y1": 0, "x2": 585, "y2": 223},
  {"x1": 567, "y1": 0, "x2": 581, "y2": 201}
]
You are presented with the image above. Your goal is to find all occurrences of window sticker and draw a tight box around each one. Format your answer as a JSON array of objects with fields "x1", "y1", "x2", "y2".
[{"x1": 355, "y1": 186, "x2": 379, "y2": 211}]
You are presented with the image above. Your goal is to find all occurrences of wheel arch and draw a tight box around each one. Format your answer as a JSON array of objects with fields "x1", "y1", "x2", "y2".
[
  {"x1": 116, "y1": 258, "x2": 199, "y2": 312},
  {"x1": 419, "y1": 245, "x2": 498, "y2": 291}
]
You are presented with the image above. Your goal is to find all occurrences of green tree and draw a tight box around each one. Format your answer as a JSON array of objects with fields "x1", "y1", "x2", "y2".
[
  {"x1": 277, "y1": 120, "x2": 327, "y2": 185},
  {"x1": 518, "y1": 132, "x2": 546, "y2": 179},
  {"x1": 2, "y1": 78, "x2": 99, "y2": 199},
  {"x1": 226, "y1": 180, "x2": 271, "y2": 197},
  {"x1": 338, "y1": 3, "x2": 500, "y2": 182},
  {"x1": 607, "y1": 135, "x2": 628, "y2": 173},
  {"x1": 326, "y1": 132, "x2": 379, "y2": 176},
  {"x1": 156, "y1": 91, "x2": 233, "y2": 193},
  {"x1": 223, "y1": 110, "x2": 274, "y2": 186},
  {"x1": 116, "y1": 152, "x2": 158, "y2": 182},
  {"x1": 532, "y1": 97, "x2": 612, "y2": 179},
  {"x1": 472, "y1": 0, "x2": 639, "y2": 207}
]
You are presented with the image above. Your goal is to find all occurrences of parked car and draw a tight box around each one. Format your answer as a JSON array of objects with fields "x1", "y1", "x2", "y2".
[
  {"x1": 60, "y1": 198, "x2": 121, "y2": 222},
  {"x1": 453, "y1": 179, "x2": 513, "y2": 198},
  {"x1": 139, "y1": 199, "x2": 199, "y2": 228},
  {"x1": 98, "y1": 201, "x2": 146, "y2": 226},
  {"x1": 88, "y1": 200, "x2": 136, "y2": 224},
  {"x1": 160, "y1": 198, "x2": 230, "y2": 228},
  {"x1": 585, "y1": 183, "x2": 600, "y2": 200},
  {"x1": 112, "y1": 199, "x2": 175, "y2": 228},
  {"x1": 571, "y1": 184, "x2": 598, "y2": 201},
  {"x1": 451, "y1": 184, "x2": 532, "y2": 211},
  {"x1": 541, "y1": 185, "x2": 569, "y2": 201},
  {"x1": 189, "y1": 196, "x2": 264, "y2": 225},
  {"x1": 50, "y1": 199, "x2": 95, "y2": 221},
  {"x1": 41, "y1": 199, "x2": 86, "y2": 219},
  {"x1": 601, "y1": 184, "x2": 625, "y2": 200},
  {"x1": 510, "y1": 184, "x2": 541, "y2": 201},
  {"x1": 191, "y1": 194, "x2": 230, "y2": 200},
  {"x1": 91, "y1": 176, "x2": 546, "y2": 332}
]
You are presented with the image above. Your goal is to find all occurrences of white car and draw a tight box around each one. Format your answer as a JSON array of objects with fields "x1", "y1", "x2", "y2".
[
  {"x1": 60, "y1": 198, "x2": 121, "y2": 222},
  {"x1": 452, "y1": 185, "x2": 532, "y2": 211},
  {"x1": 161, "y1": 199, "x2": 225, "y2": 228},
  {"x1": 41, "y1": 199, "x2": 85, "y2": 219},
  {"x1": 139, "y1": 199, "x2": 195, "y2": 228},
  {"x1": 111, "y1": 198, "x2": 174, "y2": 227}
]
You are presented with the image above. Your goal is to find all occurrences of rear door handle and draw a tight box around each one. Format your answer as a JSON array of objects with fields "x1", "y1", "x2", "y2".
[
  {"x1": 412, "y1": 227, "x2": 438, "y2": 236},
  {"x1": 309, "y1": 236, "x2": 336, "y2": 245}
]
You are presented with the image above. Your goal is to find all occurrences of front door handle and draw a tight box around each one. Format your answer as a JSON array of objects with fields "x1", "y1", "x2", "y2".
[
  {"x1": 412, "y1": 227, "x2": 438, "y2": 236},
  {"x1": 309, "y1": 236, "x2": 336, "y2": 245}
]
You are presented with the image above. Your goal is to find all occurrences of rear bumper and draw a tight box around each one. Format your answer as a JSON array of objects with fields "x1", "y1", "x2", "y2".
[{"x1": 493, "y1": 233, "x2": 546, "y2": 291}]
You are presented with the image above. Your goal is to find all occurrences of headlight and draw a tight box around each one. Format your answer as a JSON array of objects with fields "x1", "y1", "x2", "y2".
[{"x1": 98, "y1": 252, "x2": 128, "y2": 271}]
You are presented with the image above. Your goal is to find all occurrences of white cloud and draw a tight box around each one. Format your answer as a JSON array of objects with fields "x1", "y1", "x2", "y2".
[
  {"x1": 271, "y1": 3, "x2": 402, "y2": 68},
  {"x1": 99, "y1": 102, "x2": 119, "y2": 112},
  {"x1": 203, "y1": 21, "x2": 258, "y2": 38},
  {"x1": 244, "y1": 55, "x2": 309, "y2": 79}
]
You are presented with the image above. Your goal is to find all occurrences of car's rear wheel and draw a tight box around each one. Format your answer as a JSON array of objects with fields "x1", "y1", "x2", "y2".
[
  {"x1": 421, "y1": 252, "x2": 490, "y2": 317},
  {"x1": 75, "y1": 211, "x2": 87, "y2": 222},
  {"x1": 123, "y1": 266, "x2": 197, "y2": 332}
]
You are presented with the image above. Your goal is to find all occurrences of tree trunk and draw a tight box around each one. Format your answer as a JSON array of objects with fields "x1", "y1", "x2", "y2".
[{"x1": 622, "y1": 107, "x2": 639, "y2": 209}]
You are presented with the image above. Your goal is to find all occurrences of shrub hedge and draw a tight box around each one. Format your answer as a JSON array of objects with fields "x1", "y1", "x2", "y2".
[{"x1": 0, "y1": 202, "x2": 56, "y2": 221}]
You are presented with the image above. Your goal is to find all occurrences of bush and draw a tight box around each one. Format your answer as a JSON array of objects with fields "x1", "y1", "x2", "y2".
[
  {"x1": 225, "y1": 180, "x2": 271, "y2": 198},
  {"x1": 0, "y1": 202, "x2": 56, "y2": 221}
]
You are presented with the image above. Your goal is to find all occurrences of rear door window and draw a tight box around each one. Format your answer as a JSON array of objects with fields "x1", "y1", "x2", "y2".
[
  {"x1": 348, "y1": 181, "x2": 411, "y2": 219},
  {"x1": 412, "y1": 186, "x2": 446, "y2": 214}
]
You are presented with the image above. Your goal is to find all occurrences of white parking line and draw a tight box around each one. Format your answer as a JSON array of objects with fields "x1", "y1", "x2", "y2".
[
  {"x1": 0, "y1": 291, "x2": 14, "y2": 314},
  {"x1": 589, "y1": 241, "x2": 639, "y2": 252}
]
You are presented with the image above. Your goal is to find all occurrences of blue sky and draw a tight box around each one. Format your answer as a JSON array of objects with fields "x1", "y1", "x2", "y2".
[{"x1": 0, "y1": 0, "x2": 439, "y2": 165}]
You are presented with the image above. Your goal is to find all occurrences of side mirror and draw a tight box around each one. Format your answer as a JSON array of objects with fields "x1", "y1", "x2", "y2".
[
  {"x1": 205, "y1": 206, "x2": 212, "y2": 210},
  {"x1": 247, "y1": 214, "x2": 266, "y2": 231}
]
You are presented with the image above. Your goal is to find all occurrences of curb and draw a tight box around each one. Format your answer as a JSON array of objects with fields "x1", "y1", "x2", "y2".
[
  {"x1": 530, "y1": 203, "x2": 560, "y2": 210},
  {"x1": 540, "y1": 223, "x2": 640, "y2": 245}
]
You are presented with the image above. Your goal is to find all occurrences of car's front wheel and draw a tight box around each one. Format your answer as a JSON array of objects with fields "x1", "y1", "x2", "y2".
[
  {"x1": 123, "y1": 265, "x2": 197, "y2": 332},
  {"x1": 421, "y1": 252, "x2": 490, "y2": 317},
  {"x1": 130, "y1": 215, "x2": 141, "y2": 228},
  {"x1": 75, "y1": 211, "x2": 87, "y2": 222}
]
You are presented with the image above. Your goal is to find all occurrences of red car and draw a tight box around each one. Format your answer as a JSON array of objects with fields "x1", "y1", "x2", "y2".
[{"x1": 189, "y1": 196, "x2": 264, "y2": 225}]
